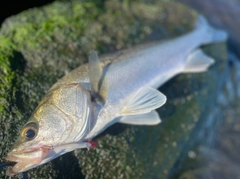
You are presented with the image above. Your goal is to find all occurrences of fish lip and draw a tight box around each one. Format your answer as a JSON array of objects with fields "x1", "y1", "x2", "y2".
[
  {"x1": 5, "y1": 152, "x2": 39, "y2": 176},
  {"x1": 5, "y1": 145, "x2": 52, "y2": 176},
  {"x1": 5, "y1": 154, "x2": 28, "y2": 176}
]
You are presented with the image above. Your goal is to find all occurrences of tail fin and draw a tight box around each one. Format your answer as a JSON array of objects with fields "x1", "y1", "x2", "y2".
[{"x1": 195, "y1": 15, "x2": 228, "y2": 44}]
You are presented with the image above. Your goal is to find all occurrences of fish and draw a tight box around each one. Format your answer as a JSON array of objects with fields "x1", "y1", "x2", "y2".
[{"x1": 3, "y1": 16, "x2": 227, "y2": 176}]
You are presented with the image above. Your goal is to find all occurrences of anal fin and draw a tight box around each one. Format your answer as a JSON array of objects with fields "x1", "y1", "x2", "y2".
[
  {"x1": 119, "y1": 110, "x2": 161, "y2": 125},
  {"x1": 183, "y1": 49, "x2": 215, "y2": 73}
]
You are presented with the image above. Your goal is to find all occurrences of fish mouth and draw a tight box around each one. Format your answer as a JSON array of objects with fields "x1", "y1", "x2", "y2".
[
  {"x1": 5, "y1": 145, "x2": 52, "y2": 176},
  {"x1": 5, "y1": 154, "x2": 39, "y2": 176}
]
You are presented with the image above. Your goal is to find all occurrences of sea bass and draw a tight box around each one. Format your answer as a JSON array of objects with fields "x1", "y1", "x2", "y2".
[{"x1": 4, "y1": 16, "x2": 227, "y2": 176}]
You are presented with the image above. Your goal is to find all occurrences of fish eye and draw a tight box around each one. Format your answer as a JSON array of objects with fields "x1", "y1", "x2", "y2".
[
  {"x1": 21, "y1": 122, "x2": 38, "y2": 140},
  {"x1": 25, "y1": 129, "x2": 35, "y2": 139}
]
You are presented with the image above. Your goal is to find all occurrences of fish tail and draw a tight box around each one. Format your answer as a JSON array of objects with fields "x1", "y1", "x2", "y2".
[{"x1": 195, "y1": 15, "x2": 228, "y2": 44}]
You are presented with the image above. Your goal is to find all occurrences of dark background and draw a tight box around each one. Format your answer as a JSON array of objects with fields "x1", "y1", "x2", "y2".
[{"x1": 0, "y1": 0, "x2": 54, "y2": 25}]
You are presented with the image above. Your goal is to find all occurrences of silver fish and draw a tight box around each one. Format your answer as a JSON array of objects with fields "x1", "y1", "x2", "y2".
[{"x1": 5, "y1": 16, "x2": 227, "y2": 175}]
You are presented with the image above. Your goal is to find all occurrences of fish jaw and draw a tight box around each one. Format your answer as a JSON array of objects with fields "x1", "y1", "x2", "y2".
[
  {"x1": 5, "y1": 141, "x2": 94, "y2": 176},
  {"x1": 5, "y1": 144, "x2": 52, "y2": 176}
]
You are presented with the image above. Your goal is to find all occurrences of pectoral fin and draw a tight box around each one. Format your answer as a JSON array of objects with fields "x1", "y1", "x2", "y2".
[
  {"x1": 122, "y1": 87, "x2": 166, "y2": 115},
  {"x1": 119, "y1": 110, "x2": 161, "y2": 125},
  {"x1": 88, "y1": 50, "x2": 108, "y2": 102},
  {"x1": 183, "y1": 49, "x2": 214, "y2": 73}
]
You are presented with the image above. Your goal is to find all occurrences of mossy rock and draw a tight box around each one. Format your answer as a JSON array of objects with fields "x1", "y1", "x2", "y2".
[{"x1": 0, "y1": 0, "x2": 227, "y2": 179}]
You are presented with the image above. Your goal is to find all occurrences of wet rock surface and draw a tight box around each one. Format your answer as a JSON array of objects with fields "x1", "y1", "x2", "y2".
[
  {"x1": 175, "y1": 53, "x2": 240, "y2": 179},
  {"x1": 0, "y1": 0, "x2": 231, "y2": 179}
]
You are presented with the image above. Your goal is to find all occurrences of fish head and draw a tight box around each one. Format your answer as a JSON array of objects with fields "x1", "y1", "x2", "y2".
[
  {"x1": 5, "y1": 115, "x2": 51, "y2": 176},
  {"x1": 5, "y1": 83, "x2": 92, "y2": 175}
]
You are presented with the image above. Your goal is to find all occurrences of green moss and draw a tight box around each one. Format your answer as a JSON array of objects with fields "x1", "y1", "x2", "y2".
[{"x1": 0, "y1": 36, "x2": 16, "y2": 114}]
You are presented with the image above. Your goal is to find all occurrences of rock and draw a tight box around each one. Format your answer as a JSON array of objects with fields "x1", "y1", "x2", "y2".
[
  {"x1": 0, "y1": 0, "x2": 227, "y2": 179},
  {"x1": 177, "y1": 0, "x2": 240, "y2": 58},
  {"x1": 176, "y1": 53, "x2": 240, "y2": 179}
]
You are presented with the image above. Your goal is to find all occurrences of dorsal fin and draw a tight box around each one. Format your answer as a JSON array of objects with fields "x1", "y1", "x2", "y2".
[{"x1": 88, "y1": 50, "x2": 108, "y2": 103}]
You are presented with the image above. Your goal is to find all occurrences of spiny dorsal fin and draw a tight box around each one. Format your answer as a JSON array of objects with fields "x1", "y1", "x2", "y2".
[
  {"x1": 88, "y1": 50, "x2": 108, "y2": 103},
  {"x1": 121, "y1": 87, "x2": 166, "y2": 115}
]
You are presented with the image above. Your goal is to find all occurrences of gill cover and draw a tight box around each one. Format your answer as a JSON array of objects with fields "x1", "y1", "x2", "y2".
[{"x1": 37, "y1": 83, "x2": 92, "y2": 144}]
